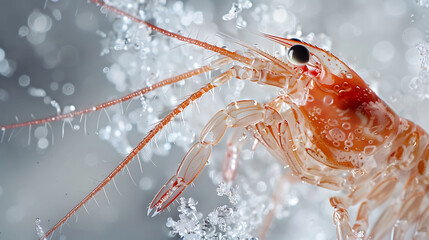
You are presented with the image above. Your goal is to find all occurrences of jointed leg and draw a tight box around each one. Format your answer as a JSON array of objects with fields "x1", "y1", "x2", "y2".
[
  {"x1": 148, "y1": 100, "x2": 266, "y2": 215},
  {"x1": 368, "y1": 174, "x2": 425, "y2": 240},
  {"x1": 330, "y1": 171, "x2": 429, "y2": 240},
  {"x1": 40, "y1": 67, "x2": 236, "y2": 239},
  {"x1": 1, "y1": 57, "x2": 231, "y2": 130},
  {"x1": 414, "y1": 203, "x2": 429, "y2": 239},
  {"x1": 250, "y1": 107, "x2": 370, "y2": 239},
  {"x1": 258, "y1": 172, "x2": 293, "y2": 240},
  {"x1": 222, "y1": 128, "x2": 249, "y2": 182}
]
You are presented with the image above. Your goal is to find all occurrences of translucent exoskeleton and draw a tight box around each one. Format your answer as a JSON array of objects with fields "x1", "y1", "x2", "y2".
[{"x1": 1, "y1": 0, "x2": 429, "y2": 240}]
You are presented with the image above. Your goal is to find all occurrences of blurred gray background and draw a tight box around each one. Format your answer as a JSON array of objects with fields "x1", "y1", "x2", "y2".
[{"x1": 1, "y1": 0, "x2": 429, "y2": 239}]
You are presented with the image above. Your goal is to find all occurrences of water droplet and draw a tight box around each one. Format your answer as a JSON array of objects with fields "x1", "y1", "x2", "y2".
[
  {"x1": 329, "y1": 128, "x2": 346, "y2": 141},
  {"x1": 52, "y1": 9, "x2": 62, "y2": 21},
  {"x1": 18, "y1": 26, "x2": 29, "y2": 37},
  {"x1": 28, "y1": 10, "x2": 53, "y2": 33},
  {"x1": 50, "y1": 82, "x2": 59, "y2": 91},
  {"x1": 364, "y1": 145, "x2": 376, "y2": 155},
  {"x1": 328, "y1": 119, "x2": 339, "y2": 127},
  {"x1": 28, "y1": 87, "x2": 46, "y2": 97},
  {"x1": 323, "y1": 95, "x2": 334, "y2": 105},
  {"x1": 62, "y1": 83, "x2": 75, "y2": 96},
  {"x1": 345, "y1": 140, "x2": 353, "y2": 147},
  {"x1": 333, "y1": 85, "x2": 340, "y2": 91},
  {"x1": 63, "y1": 105, "x2": 76, "y2": 113},
  {"x1": 341, "y1": 82, "x2": 351, "y2": 91},
  {"x1": 34, "y1": 126, "x2": 48, "y2": 139},
  {"x1": 342, "y1": 122, "x2": 351, "y2": 130},
  {"x1": 37, "y1": 138, "x2": 49, "y2": 150}
]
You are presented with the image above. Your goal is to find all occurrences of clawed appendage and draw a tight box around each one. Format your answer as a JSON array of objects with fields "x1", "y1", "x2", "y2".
[
  {"x1": 30, "y1": 62, "x2": 238, "y2": 239},
  {"x1": 148, "y1": 99, "x2": 265, "y2": 216},
  {"x1": 147, "y1": 175, "x2": 186, "y2": 216},
  {"x1": 147, "y1": 143, "x2": 212, "y2": 216}
]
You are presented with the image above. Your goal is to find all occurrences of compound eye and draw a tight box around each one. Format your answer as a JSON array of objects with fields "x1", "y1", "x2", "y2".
[{"x1": 288, "y1": 44, "x2": 310, "y2": 65}]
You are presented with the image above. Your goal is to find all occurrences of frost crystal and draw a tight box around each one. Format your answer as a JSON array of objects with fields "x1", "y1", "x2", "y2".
[
  {"x1": 166, "y1": 198, "x2": 202, "y2": 239},
  {"x1": 222, "y1": 0, "x2": 253, "y2": 28},
  {"x1": 413, "y1": 42, "x2": 429, "y2": 98},
  {"x1": 167, "y1": 195, "x2": 260, "y2": 239},
  {"x1": 95, "y1": 0, "x2": 335, "y2": 239},
  {"x1": 416, "y1": 0, "x2": 429, "y2": 8},
  {"x1": 95, "y1": 0, "x2": 219, "y2": 160},
  {"x1": 35, "y1": 218, "x2": 47, "y2": 240}
]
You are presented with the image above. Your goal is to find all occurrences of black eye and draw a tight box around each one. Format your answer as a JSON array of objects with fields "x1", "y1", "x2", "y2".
[{"x1": 288, "y1": 44, "x2": 310, "y2": 65}]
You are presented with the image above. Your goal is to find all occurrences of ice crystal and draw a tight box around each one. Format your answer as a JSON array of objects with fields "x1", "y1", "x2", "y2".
[
  {"x1": 416, "y1": 0, "x2": 429, "y2": 8},
  {"x1": 95, "y1": 0, "x2": 224, "y2": 160},
  {"x1": 97, "y1": 1, "x2": 336, "y2": 239},
  {"x1": 222, "y1": 0, "x2": 253, "y2": 28},
  {"x1": 413, "y1": 42, "x2": 429, "y2": 98},
  {"x1": 35, "y1": 218, "x2": 47, "y2": 240},
  {"x1": 167, "y1": 173, "x2": 313, "y2": 239},
  {"x1": 167, "y1": 195, "x2": 260, "y2": 239}
]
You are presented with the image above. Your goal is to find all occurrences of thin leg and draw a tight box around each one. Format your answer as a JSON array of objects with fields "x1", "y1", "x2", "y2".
[
  {"x1": 248, "y1": 104, "x2": 370, "y2": 239},
  {"x1": 369, "y1": 190, "x2": 424, "y2": 240},
  {"x1": 330, "y1": 175, "x2": 399, "y2": 239},
  {"x1": 258, "y1": 173, "x2": 292, "y2": 240},
  {"x1": 40, "y1": 68, "x2": 236, "y2": 240},
  {"x1": 148, "y1": 100, "x2": 266, "y2": 215},
  {"x1": 222, "y1": 128, "x2": 248, "y2": 182},
  {"x1": 414, "y1": 204, "x2": 429, "y2": 239},
  {"x1": 330, "y1": 172, "x2": 425, "y2": 240},
  {"x1": 1, "y1": 58, "x2": 231, "y2": 130}
]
